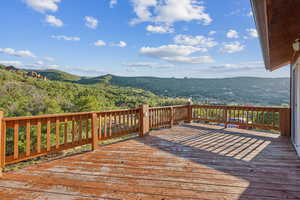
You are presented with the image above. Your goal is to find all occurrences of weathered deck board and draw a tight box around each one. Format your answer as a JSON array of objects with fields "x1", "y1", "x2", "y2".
[{"x1": 0, "y1": 123, "x2": 299, "y2": 200}]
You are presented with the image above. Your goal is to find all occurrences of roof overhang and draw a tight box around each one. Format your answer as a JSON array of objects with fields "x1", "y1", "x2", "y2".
[{"x1": 251, "y1": 0, "x2": 300, "y2": 71}]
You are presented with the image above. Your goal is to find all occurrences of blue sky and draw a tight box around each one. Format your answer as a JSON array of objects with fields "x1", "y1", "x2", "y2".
[{"x1": 0, "y1": 0, "x2": 290, "y2": 78}]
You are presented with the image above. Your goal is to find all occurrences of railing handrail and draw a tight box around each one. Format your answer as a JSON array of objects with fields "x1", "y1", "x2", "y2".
[
  {"x1": 2, "y1": 108, "x2": 142, "y2": 121},
  {"x1": 0, "y1": 104, "x2": 291, "y2": 175},
  {"x1": 2, "y1": 105, "x2": 289, "y2": 121},
  {"x1": 192, "y1": 105, "x2": 289, "y2": 110}
]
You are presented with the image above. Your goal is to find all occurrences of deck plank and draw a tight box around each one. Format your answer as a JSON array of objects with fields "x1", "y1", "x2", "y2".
[{"x1": 0, "y1": 123, "x2": 300, "y2": 200}]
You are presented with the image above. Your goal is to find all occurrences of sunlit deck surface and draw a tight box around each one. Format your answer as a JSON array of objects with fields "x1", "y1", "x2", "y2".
[{"x1": 0, "y1": 123, "x2": 299, "y2": 200}]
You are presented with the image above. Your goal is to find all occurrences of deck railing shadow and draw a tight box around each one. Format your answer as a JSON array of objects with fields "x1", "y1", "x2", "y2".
[{"x1": 134, "y1": 124, "x2": 299, "y2": 199}]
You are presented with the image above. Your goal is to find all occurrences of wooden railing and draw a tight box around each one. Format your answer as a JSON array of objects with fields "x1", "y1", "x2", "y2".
[
  {"x1": 149, "y1": 105, "x2": 189, "y2": 129},
  {"x1": 191, "y1": 105, "x2": 291, "y2": 135},
  {"x1": 0, "y1": 104, "x2": 291, "y2": 174}
]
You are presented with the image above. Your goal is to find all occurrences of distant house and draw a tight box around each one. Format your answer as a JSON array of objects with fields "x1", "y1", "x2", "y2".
[
  {"x1": 251, "y1": 0, "x2": 299, "y2": 154},
  {"x1": 27, "y1": 71, "x2": 47, "y2": 80},
  {"x1": 4, "y1": 66, "x2": 18, "y2": 72}
]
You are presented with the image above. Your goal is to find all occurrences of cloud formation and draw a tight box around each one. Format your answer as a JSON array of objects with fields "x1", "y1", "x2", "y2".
[
  {"x1": 94, "y1": 40, "x2": 106, "y2": 47},
  {"x1": 220, "y1": 42, "x2": 245, "y2": 53},
  {"x1": 110, "y1": 0, "x2": 117, "y2": 8},
  {"x1": 51, "y1": 35, "x2": 80, "y2": 41},
  {"x1": 246, "y1": 28, "x2": 258, "y2": 38},
  {"x1": 146, "y1": 25, "x2": 174, "y2": 34},
  {"x1": 124, "y1": 62, "x2": 174, "y2": 68},
  {"x1": 45, "y1": 15, "x2": 63, "y2": 27},
  {"x1": 174, "y1": 34, "x2": 218, "y2": 49},
  {"x1": 131, "y1": 0, "x2": 212, "y2": 25},
  {"x1": 112, "y1": 41, "x2": 127, "y2": 48},
  {"x1": 0, "y1": 48, "x2": 36, "y2": 58},
  {"x1": 140, "y1": 45, "x2": 214, "y2": 64},
  {"x1": 85, "y1": 16, "x2": 98, "y2": 29},
  {"x1": 226, "y1": 29, "x2": 239, "y2": 38},
  {"x1": 23, "y1": 0, "x2": 61, "y2": 13}
]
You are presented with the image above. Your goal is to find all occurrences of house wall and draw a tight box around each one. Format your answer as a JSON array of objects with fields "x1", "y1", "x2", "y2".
[{"x1": 292, "y1": 57, "x2": 300, "y2": 156}]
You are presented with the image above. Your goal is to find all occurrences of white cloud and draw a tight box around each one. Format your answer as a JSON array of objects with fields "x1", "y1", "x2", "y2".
[
  {"x1": 146, "y1": 25, "x2": 174, "y2": 34},
  {"x1": 247, "y1": 11, "x2": 253, "y2": 17},
  {"x1": 140, "y1": 44, "x2": 213, "y2": 64},
  {"x1": 85, "y1": 16, "x2": 98, "y2": 29},
  {"x1": 43, "y1": 57, "x2": 55, "y2": 62},
  {"x1": 163, "y1": 56, "x2": 214, "y2": 64},
  {"x1": 94, "y1": 40, "x2": 106, "y2": 47},
  {"x1": 112, "y1": 41, "x2": 127, "y2": 48},
  {"x1": 174, "y1": 34, "x2": 218, "y2": 49},
  {"x1": 51, "y1": 35, "x2": 80, "y2": 41},
  {"x1": 220, "y1": 41, "x2": 245, "y2": 53},
  {"x1": 202, "y1": 61, "x2": 264, "y2": 72},
  {"x1": 0, "y1": 60, "x2": 24, "y2": 67},
  {"x1": 246, "y1": 28, "x2": 258, "y2": 38},
  {"x1": 0, "y1": 48, "x2": 36, "y2": 58},
  {"x1": 110, "y1": 0, "x2": 117, "y2": 8},
  {"x1": 45, "y1": 15, "x2": 63, "y2": 27},
  {"x1": 124, "y1": 62, "x2": 174, "y2": 68},
  {"x1": 23, "y1": 0, "x2": 61, "y2": 13},
  {"x1": 140, "y1": 45, "x2": 204, "y2": 57},
  {"x1": 131, "y1": 0, "x2": 212, "y2": 25},
  {"x1": 226, "y1": 29, "x2": 239, "y2": 38},
  {"x1": 208, "y1": 31, "x2": 216, "y2": 35},
  {"x1": 131, "y1": 0, "x2": 157, "y2": 24}
]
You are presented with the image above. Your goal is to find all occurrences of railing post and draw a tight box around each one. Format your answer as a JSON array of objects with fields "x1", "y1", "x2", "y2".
[
  {"x1": 91, "y1": 113, "x2": 98, "y2": 150},
  {"x1": 185, "y1": 102, "x2": 193, "y2": 123},
  {"x1": 224, "y1": 107, "x2": 228, "y2": 128},
  {"x1": 140, "y1": 105, "x2": 149, "y2": 137},
  {"x1": 280, "y1": 108, "x2": 291, "y2": 136},
  {"x1": 0, "y1": 111, "x2": 4, "y2": 177},
  {"x1": 170, "y1": 106, "x2": 174, "y2": 128}
]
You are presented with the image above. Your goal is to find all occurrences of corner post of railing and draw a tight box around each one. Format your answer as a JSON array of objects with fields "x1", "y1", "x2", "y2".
[
  {"x1": 170, "y1": 106, "x2": 174, "y2": 128},
  {"x1": 279, "y1": 108, "x2": 291, "y2": 137},
  {"x1": 224, "y1": 107, "x2": 228, "y2": 128},
  {"x1": 0, "y1": 111, "x2": 4, "y2": 177},
  {"x1": 91, "y1": 113, "x2": 98, "y2": 151},
  {"x1": 140, "y1": 105, "x2": 149, "y2": 137},
  {"x1": 185, "y1": 102, "x2": 193, "y2": 123}
]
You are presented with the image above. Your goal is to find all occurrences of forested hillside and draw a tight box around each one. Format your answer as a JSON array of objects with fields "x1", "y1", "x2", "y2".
[
  {"x1": 0, "y1": 69, "x2": 186, "y2": 117},
  {"x1": 32, "y1": 69, "x2": 290, "y2": 106}
]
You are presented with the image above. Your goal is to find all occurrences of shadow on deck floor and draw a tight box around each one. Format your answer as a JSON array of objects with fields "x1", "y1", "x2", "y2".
[{"x1": 0, "y1": 123, "x2": 299, "y2": 200}]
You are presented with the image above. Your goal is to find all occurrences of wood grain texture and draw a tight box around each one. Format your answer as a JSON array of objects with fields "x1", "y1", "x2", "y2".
[{"x1": 0, "y1": 123, "x2": 299, "y2": 199}]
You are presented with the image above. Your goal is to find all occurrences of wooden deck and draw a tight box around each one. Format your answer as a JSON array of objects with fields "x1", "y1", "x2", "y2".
[{"x1": 0, "y1": 123, "x2": 299, "y2": 200}]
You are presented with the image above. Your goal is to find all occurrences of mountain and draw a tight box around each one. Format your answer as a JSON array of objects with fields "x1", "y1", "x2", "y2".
[
  {"x1": 28, "y1": 69, "x2": 290, "y2": 106},
  {"x1": 30, "y1": 69, "x2": 81, "y2": 82},
  {"x1": 0, "y1": 68, "x2": 186, "y2": 117}
]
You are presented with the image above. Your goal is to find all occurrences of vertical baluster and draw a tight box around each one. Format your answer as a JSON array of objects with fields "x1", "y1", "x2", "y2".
[
  {"x1": 98, "y1": 114, "x2": 102, "y2": 140},
  {"x1": 46, "y1": 119, "x2": 51, "y2": 152},
  {"x1": 149, "y1": 110, "x2": 153, "y2": 128},
  {"x1": 131, "y1": 110, "x2": 134, "y2": 129},
  {"x1": 72, "y1": 117, "x2": 75, "y2": 144},
  {"x1": 1, "y1": 118, "x2": 6, "y2": 168},
  {"x1": 109, "y1": 113, "x2": 112, "y2": 137},
  {"x1": 161, "y1": 109, "x2": 163, "y2": 126},
  {"x1": 37, "y1": 120, "x2": 41, "y2": 153},
  {"x1": 104, "y1": 113, "x2": 107, "y2": 138},
  {"x1": 13, "y1": 122, "x2": 19, "y2": 160},
  {"x1": 64, "y1": 118, "x2": 68, "y2": 144},
  {"x1": 126, "y1": 111, "x2": 130, "y2": 132},
  {"x1": 55, "y1": 118, "x2": 60, "y2": 149},
  {"x1": 26, "y1": 120, "x2": 31, "y2": 157},
  {"x1": 114, "y1": 112, "x2": 117, "y2": 134},
  {"x1": 79, "y1": 116, "x2": 82, "y2": 144},
  {"x1": 85, "y1": 119, "x2": 89, "y2": 139}
]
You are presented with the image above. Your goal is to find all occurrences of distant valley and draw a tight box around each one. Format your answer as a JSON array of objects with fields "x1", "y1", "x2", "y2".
[{"x1": 32, "y1": 68, "x2": 290, "y2": 106}]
